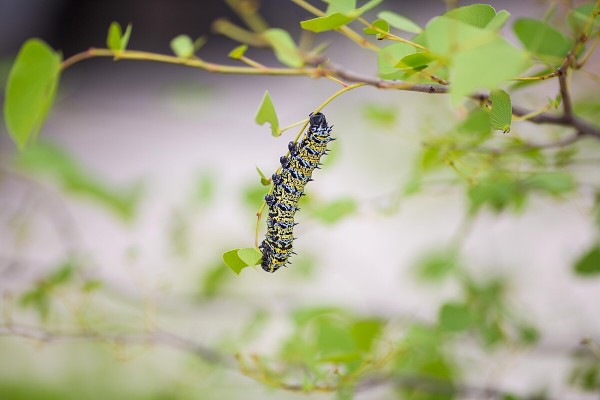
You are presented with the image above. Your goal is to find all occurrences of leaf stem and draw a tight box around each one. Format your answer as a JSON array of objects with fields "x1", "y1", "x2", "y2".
[
  {"x1": 289, "y1": 0, "x2": 380, "y2": 51},
  {"x1": 356, "y1": 17, "x2": 427, "y2": 51}
]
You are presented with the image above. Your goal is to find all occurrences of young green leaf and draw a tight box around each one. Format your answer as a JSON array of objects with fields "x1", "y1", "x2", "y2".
[
  {"x1": 439, "y1": 302, "x2": 473, "y2": 332},
  {"x1": 121, "y1": 24, "x2": 132, "y2": 50},
  {"x1": 237, "y1": 248, "x2": 262, "y2": 266},
  {"x1": 526, "y1": 172, "x2": 575, "y2": 195},
  {"x1": 445, "y1": 4, "x2": 497, "y2": 29},
  {"x1": 377, "y1": 43, "x2": 414, "y2": 79},
  {"x1": 486, "y1": 10, "x2": 511, "y2": 31},
  {"x1": 489, "y1": 89, "x2": 512, "y2": 133},
  {"x1": 573, "y1": 245, "x2": 600, "y2": 276},
  {"x1": 107, "y1": 22, "x2": 132, "y2": 51},
  {"x1": 4, "y1": 39, "x2": 61, "y2": 149},
  {"x1": 170, "y1": 35, "x2": 195, "y2": 58},
  {"x1": 377, "y1": 11, "x2": 422, "y2": 33},
  {"x1": 222, "y1": 248, "x2": 261, "y2": 275},
  {"x1": 425, "y1": 16, "x2": 530, "y2": 102},
  {"x1": 468, "y1": 173, "x2": 527, "y2": 214},
  {"x1": 255, "y1": 91, "x2": 280, "y2": 136},
  {"x1": 301, "y1": 13, "x2": 354, "y2": 33},
  {"x1": 228, "y1": 44, "x2": 248, "y2": 60},
  {"x1": 324, "y1": 0, "x2": 356, "y2": 15},
  {"x1": 303, "y1": 0, "x2": 383, "y2": 33},
  {"x1": 261, "y1": 28, "x2": 303, "y2": 67},
  {"x1": 350, "y1": 320, "x2": 382, "y2": 352},
  {"x1": 415, "y1": 249, "x2": 458, "y2": 282},
  {"x1": 256, "y1": 166, "x2": 271, "y2": 186},
  {"x1": 363, "y1": 19, "x2": 390, "y2": 39},
  {"x1": 395, "y1": 52, "x2": 436, "y2": 70},
  {"x1": 513, "y1": 18, "x2": 572, "y2": 58},
  {"x1": 107, "y1": 22, "x2": 123, "y2": 50},
  {"x1": 459, "y1": 107, "x2": 491, "y2": 141},
  {"x1": 316, "y1": 318, "x2": 357, "y2": 360}
]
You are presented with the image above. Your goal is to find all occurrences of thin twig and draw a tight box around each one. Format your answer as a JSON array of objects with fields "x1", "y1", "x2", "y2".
[{"x1": 0, "y1": 323, "x2": 230, "y2": 366}]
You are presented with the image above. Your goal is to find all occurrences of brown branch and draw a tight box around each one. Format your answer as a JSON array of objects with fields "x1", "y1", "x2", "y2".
[
  {"x1": 0, "y1": 323, "x2": 230, "y2": 366},
  {"x1": 59, "y1": 48, "x2": 600, "y2": 140}
]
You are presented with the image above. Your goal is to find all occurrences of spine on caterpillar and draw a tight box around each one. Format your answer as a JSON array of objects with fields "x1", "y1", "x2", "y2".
[{"x1": 259, "y1": 112, "x2": 334, "y2": 273}]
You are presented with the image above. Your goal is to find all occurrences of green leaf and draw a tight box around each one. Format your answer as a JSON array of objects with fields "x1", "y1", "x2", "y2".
[
  {"x1": 324, "y1": 0, "x2": 356, "y2": 14},
  {"x1": 513, "y1": 18, "x2": 572, "y2": 58},
  {"x1": 15, "y1": 143, "x2": 141, "y2": 220},
  {"x1": 452, "y1": 37, "x2": 529, "y2": 102},
  {"x1": 228, "y1": 44, "x2": 248, "y2": 59},
  {"x1": 4, "y1": 39, "x2": 61, "y2": 149},
  {"x1": 256, "y1": 166, "x2": 271, "y2": 186},
  {"x1": 459, "y1": 107, "x2": 491, "y2": 141},
  {"x1": 377, "y1": 43, "x2": 414, "y2": 79},
  {"x1": 445, "y1": 4, "x2": 497, "y2": 29},
  {"x1": 170, "y1": 35, "x2": 195, "y2": 58},
  {"x1": 351, "y1": 319, "x2": 382, "y2": 352},
  {"x1": 439, "y1": 302, "x2": 473, "y2": 332},
  {"x1": 486, "y1": 10, "x2": 511, "y2": 31},
  {"x1": 363, "y1": 19, "x2": 389, "y2": 39},
  {"x1": 107, "y1": 22, "x2": 123, "y2": 50},
  {"x1": 316, "y1": 318, "x2": 357, "y2": 360},
  {"x1": 395, "y1": 52, "x2": 437, "y2": 70},
  {"x1": 419, "y1": 146, "x2": 443, "y2": 171},
  {"x1": 301, "y1": 13, "x2": 354, "y2": 33},
  {"x1": 255, "y1": 90, "x2": 280, "y2": 136},
  {"x1": 468, "y1": 173, "x2": 526, "y2": 214},
  {"x1": 121, "y1": 24, "x2": 132, "y2": 50},
  {"x1": 489, "y1": 89, "x2": 512, "y2": 133},
  {"x1": 415, "y1": 249, "x2": 458, "y2": 282},
  {"x1": 311, "y1": 198, "x2": 358, "y2": 225},
  {"x1": 262, "y1": 28, "x2": 303, "y2": 67},
  {"x1": 238, "y1": 247, "x2": 262, "y2": 266},
  {"x1": 573, "y1": 245, "x2": 600, "y2": 276},
  {"x1": 526, "y1": 172, "x2": 575, "y2": 195},
  {"x1": 47, "y1": 261, "x2": 76, "y2": 286},
  {"x1": 107, "y1": 22, "x2": 132, "y2": 51},
  {"x1": 222, "y1": 248, "x2": 261, "y2": 275},
  {"x1": 377, "y1": 11, "x2": 422, "y2": 34},
  {"x1": 424, "y1": 17, "x2": 530, "y2": 102}
]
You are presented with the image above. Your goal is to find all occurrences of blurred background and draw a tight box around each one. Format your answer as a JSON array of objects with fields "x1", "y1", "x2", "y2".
[{"x1": 0, "y1": 0, "x2": 599, "y2": 399}]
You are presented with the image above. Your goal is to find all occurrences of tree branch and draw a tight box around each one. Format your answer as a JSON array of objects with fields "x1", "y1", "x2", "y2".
[
  {"x1": 0, "y1": 323, "x2": 230, "y2": 366},
  {"x1": 59, "y1": 47, "x2": 600, "y2": 141}
]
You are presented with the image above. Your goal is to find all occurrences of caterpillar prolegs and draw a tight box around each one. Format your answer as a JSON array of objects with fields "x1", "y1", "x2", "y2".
[{"x1": 259, "y1": 112, "x2": 334, "y2": 273}]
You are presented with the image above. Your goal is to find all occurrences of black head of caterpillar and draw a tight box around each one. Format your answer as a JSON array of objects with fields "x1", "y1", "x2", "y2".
[{"x1": 260, "y1": 112, "x2": 333, "y2": 273}]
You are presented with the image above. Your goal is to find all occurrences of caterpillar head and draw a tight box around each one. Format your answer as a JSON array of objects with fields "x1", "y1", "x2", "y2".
[{"x1": 309, "y1": 112, "x2": 327, "y2": 128}]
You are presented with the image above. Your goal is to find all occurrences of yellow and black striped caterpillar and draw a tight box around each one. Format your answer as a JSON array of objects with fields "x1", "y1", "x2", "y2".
[{"x1": 259, "y1": 112, "x2": 334, "y2": 273}]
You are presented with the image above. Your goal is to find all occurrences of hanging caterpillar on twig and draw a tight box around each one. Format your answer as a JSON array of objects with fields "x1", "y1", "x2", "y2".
[{"x1": 259, "y1": 112, "x2": 334, "y2": 273}]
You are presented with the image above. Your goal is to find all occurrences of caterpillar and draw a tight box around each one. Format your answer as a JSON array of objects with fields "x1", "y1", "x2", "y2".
[{"x1": 259, "y1": 112, "x2": 334, "y2": 273}]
